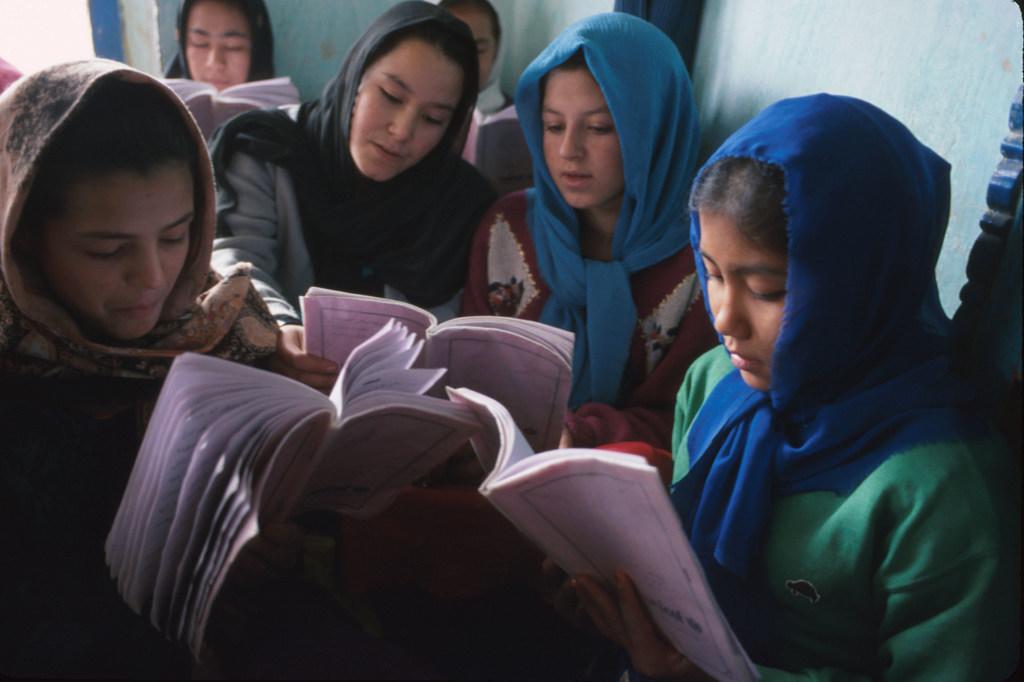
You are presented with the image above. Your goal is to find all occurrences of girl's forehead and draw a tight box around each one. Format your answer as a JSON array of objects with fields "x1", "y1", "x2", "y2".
[{"x1": 542, "y1": 68, "x2": 605, "y2": 108}]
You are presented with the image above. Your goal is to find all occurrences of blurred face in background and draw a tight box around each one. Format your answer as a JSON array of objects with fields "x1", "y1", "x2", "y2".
[
  {"x1": 185, "y1": 0, "x2": 252, "y2": 90},
  {"x1": 446, "y1": 4, "x2": 498, "y2": 88}
]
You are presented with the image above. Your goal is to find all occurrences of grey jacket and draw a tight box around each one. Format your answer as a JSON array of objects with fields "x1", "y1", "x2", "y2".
[{"x1": 212, "y1": 149, "x2": 462, "y2": 326}]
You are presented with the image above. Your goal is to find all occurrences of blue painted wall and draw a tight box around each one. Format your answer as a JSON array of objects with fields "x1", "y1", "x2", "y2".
[
  {"x1": 688, "y1": 0, "x2": 1023, "y2": 319},
  {"x1": 156, "y1": 0, "x2": 611, "y2": 99},
  {"x1": 90, "y1": 0, "x2": 126, "y2": 61}
]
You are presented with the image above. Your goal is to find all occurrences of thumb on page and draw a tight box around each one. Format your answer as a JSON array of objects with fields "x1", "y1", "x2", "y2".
[{"x1": 614, "y1": 571, "x2": 706, "y2": 680}]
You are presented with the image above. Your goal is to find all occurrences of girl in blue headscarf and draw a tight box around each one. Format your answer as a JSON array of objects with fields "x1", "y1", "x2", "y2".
[
  {"x1": 462, "y1": 12, "x2": 717, "y2": 451},
  {"x1": 571, "y1": 94, "x2": 1019, "y2": 680}
]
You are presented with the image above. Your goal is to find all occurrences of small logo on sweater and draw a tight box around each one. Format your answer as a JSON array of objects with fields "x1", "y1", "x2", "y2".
[{"x1": 785, "y1": 579, "x2": 821, "y2": 604}]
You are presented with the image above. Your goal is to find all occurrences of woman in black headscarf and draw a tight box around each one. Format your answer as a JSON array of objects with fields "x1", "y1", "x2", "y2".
[
  {"x1": 209, "y1": 0, "x2": 496, "y2": 389},
  {"x1": 164, "y1": 0, "x2": 275, "y2": 88}
]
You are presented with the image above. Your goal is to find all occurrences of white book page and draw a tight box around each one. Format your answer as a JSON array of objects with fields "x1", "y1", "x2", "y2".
[
  {"x1": 190, "y1": 511, "x2": 259, "y2": 656},
  {"x1": 483, "y1": 452, "x2": 758, "y2": 682},
  {"x1": 164, "y1": 415, "x2": 272, "y2": 639},
  {"x1": 164, "y1": 77, "x2": 299, "y2": 139},
  {"x1": 341, "y1": 320, "x2": 419, "y2": 382},
  {"x1": 438, "y1": 315, "x2": 574, "y2": 365},
  {"x1": 185, "y1": 455, "x2": 261, "y2": 654},
  {"x1": 107, "y1": 359, "x2": 224, "y2": 578},
  {"x1": 112, "y1": 354, "x2": 325, "y2": 606},
  {"x1": 301, "y1": 287, "x2": 436, "y2": 365},
  {"x1": 130, "y1": 355, "x2": 324, "y2": 632},
  {"x1": 119, "y1": 370, "x2": 254, "y2": 611},
  {"x1": 107, "y1": 367, "x2": 196, "y2": 585},
  {"x1": 218, "y1": 76, "x2": 298, "y2": 100},
  {"x1": 162, "y1": 77, "x2": 215, "y2": 100},
  {"x1": 187, "y1": 402, "x2": 294, "y2": 652},
  {"x1": 446, "y1": 386, "x2": 535, "y2": 476},
  {"x1": 176, "y1": 412, "x2": 270, "y2": 647},
  {"x1": 150, "y1": 411, "x2": 266, "y2": 630},
  {"x1": 256, "y1": 409, "x2": 334, "y2": 525},
  {"x1": 298, "y1": 394, "x2": 481, "y2": 518},
  {"x1": 332, "y1": 320, "x2": 442, "y2": 408},
  {"x1": 152, "y1": 393, "x2": 322, "y2": 633},
  {"x1": 425, "y1": 326, "x2": 571, "y2": 451},
  {"x1": 341, "y1": 367, "x2": 446, "y2": 407}
]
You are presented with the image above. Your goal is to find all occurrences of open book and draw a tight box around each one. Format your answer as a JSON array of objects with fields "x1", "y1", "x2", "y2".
[
  {"x1": 163, "y1": 76, "x2": 300, "y2": 139},
  {"x1": 301, "y1": 286, "x2": 573, "y2": 452},
  {"x1": 105, "y1": 321, "x2": 481, "y2": 656},
  {"x1": 448, "y1": 387, "x2": 761, "y2": 682}
]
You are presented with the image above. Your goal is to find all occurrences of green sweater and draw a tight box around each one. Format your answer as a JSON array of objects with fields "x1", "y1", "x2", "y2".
[{"x1": 671, "y1": 348, "x2": 1020, "y2": 681}]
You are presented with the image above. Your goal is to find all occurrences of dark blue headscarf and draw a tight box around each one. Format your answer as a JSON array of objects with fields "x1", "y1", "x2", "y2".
[
  {"x1": 514, "y1": 13, "x2": 700, "y2": 408},
  {"x1": 671, "y1": 94, "x2": 985, "y2": 655}
]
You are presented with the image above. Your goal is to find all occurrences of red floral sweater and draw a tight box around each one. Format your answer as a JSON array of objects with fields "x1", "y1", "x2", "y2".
[{"x1": 462, "y1": 191, "x2": 718, "y2": 449}]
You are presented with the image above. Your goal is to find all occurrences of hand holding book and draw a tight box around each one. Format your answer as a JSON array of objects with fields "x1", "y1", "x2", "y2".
[
  {"x1": 448, "y1": 387, "x2": 760, "y2": 682},
  {"x1": 106, "y1": 321, "x2": 480, "y2": 655}
]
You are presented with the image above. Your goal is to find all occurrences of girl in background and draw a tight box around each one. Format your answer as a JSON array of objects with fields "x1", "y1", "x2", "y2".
[
  {"x1": 573, "y1": 93, "x2": 1019, "y2": 681},
  {"x1": 440, "y1": 0, "x2": 533, "y2": 197},
  {"x1": 164, "y1": 0, "x2": 275, "y2": 90},
  {"x1": 439, "y1": 0, "x2": 509, "y2": 115},
  {"x1": 210, "y1": 0, "x2": 495, "y2": 390},
  {"x1": 462, "y1": 12, "x2": 717, "y2": 451}
]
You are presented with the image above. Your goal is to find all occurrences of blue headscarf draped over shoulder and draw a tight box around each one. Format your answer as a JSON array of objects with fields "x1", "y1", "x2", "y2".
[
  {"x1": 514, "y1": 13, "x2": 700, "y2": 408},
  {"x1": 672, "y1": 93, "x2": 986, "y2": 656}
]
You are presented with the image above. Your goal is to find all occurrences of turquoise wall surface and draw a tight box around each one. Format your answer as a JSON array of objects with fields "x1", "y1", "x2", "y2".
[
  {"x1": 156, "y1": 0, "x2": 611, "y2": 102},
  {"x1": 689, "y1": 0, "x2": 1022, "y2": 317},
  {"x1": 155, "y1": 0, "x2": 1021, "y2": 323}
]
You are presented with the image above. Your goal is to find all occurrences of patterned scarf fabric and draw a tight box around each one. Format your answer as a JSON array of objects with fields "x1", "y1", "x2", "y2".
[{"x1": 0, "y1": 59, "x2": 278, "y2": 379}]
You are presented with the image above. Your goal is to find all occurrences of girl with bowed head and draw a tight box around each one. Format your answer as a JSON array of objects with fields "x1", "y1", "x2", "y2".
[
  {"x1": 211, "y1": 0, "x2": 495, "y2": 390},
  {"x1": 571, "y1": 94, "x2": 1019, "y2": 681},
  {"x1": 462, "y1": 12, "x2": 717, "y2": 452},
  {"x1": 0, "y1": 59, "x2": 279, "y2": 676},
  {"x1": 164, "y1": 0, "x2": 275, "y2": 91}
]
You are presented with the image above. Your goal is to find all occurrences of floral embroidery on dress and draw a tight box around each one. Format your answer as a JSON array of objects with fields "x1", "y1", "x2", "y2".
[
  {"x1": 486, "y1": 212, "x2": 538, "y2": 317},
  {"x1": 639, "y1": 271, "x2": 700, "y2": 375}
]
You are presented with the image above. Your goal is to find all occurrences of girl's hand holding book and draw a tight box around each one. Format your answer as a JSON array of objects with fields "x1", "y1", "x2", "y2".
[
  {"x1": 575, "y1": 571, "x2": 714, "y2": 681},
  {"x1": 270, "y1": 325, "x2": 339, "y2": 391}
]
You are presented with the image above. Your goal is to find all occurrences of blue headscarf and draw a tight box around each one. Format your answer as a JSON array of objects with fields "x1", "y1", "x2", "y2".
[
  {"x1": 671, "y1": 93, "x2": 986, "y2": 656},
  {"x1": 514, "y1": 13, "x2": 700, "y2": 408}
]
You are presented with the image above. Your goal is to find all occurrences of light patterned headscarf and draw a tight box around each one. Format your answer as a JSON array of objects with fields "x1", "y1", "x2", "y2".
[{"x1": 0, "y1": 59, "x2": 278, "y2": 378}]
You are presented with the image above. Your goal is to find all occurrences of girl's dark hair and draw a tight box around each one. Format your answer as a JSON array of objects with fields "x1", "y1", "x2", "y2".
[
  {"x1": 539, "y1": 48, "x2": 588, "y2": 97},
  {"x1": 363, "y1": 19, "x2": 479, "y2": 129},
  {"x1": 689, "y1": 157, "x2": 788, "y2": 255},
  {"x1": 438, "y1": 0, "x2": 502, "y2": 45},
  {"x1": 366, "y1": 20, "x2": 479, "y2": 88},
  {"x1": 18, "y1": 78, "x2": 199, "y2": 249}
]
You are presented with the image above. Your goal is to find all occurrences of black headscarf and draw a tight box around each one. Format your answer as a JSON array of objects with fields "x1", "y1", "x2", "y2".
[
  {"x1": 209, "y1": 1, "x2": 496, "y2": 307},
  {"x1": 164, "y1": 0, "x2": 275, "y2": 81}
]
